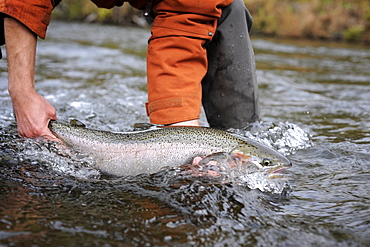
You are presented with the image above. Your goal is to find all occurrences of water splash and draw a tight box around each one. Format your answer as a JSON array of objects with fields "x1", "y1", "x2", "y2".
[
  {"x1": 235, "y1": 172, "x2": 292, "y2": 195},
  {"x1": 161, "y1": 156, "x2": 292, "y2": 196},
  {"x1": 2, "y1": 137, "x2": 100, "y2": 180},
  {"x1": 230, "y1": 121, "x2": 313, "y2": 156}
]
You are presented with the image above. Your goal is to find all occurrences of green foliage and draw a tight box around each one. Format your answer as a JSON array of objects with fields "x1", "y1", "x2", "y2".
[
  {"x1": 52, "y1": 0, "x2": 98, "y2": 21},
  {"x1": 52, "y1": 0, "x2": 138, "y2": 24},
  {"x1": 343, "y1": 25, "x2": 365, "y2": 42}
]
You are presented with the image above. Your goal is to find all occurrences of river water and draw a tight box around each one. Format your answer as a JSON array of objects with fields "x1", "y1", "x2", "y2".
[{"x1": 0, "y1": 21, "x2": 369, "y2": 246}]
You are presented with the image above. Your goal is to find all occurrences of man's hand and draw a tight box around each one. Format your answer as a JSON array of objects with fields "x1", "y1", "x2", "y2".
[
  {"x1": 11, "y1": 90, "x2": 57, "y2": 139},
  {"x1": 5, "y1": 17, "x2": 58, "y2": 139}
]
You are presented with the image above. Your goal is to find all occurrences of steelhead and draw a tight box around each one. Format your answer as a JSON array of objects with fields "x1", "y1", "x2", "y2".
[{"x1": 48, "y1": 120, "x2": 292, "y2": 177}]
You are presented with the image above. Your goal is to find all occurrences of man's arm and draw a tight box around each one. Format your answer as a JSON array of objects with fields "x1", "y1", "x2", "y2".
[{"x1": 5, "y1": 17, "x2": 57, "y2": 139}]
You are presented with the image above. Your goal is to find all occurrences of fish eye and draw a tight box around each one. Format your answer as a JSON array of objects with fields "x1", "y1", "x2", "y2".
[{"x1": 261, "y1": 158, "x2": 273, "y2": 166}]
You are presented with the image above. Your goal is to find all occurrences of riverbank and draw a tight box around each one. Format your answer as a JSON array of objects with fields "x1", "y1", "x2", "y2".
[
  {"x1": 246, "y1": 0, "x2": 369, "y2": 44},
  {"x1": 52, "y1": 0, "x2": 370, "y2": 44}
]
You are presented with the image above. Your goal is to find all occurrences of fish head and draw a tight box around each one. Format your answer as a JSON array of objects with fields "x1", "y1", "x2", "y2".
[{"x1": 230, "y1": 140, "x2": 292, "y2": 178}]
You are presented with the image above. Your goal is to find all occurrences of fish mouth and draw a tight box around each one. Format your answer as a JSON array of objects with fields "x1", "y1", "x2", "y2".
[{"x1": 264, "y1": 164, "x2": 292, "y2": 179}]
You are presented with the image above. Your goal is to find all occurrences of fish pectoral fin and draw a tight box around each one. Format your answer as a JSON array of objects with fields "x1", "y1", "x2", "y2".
[
  {"x1": 69, "y1": 119, "x2": 86, "y2": 128},
  {"x1": 199, "y1": 152, "x2": 231, "y2": 165}
]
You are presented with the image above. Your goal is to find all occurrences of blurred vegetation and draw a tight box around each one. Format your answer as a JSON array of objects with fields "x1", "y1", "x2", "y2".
[
  {"x1": 52, "y1": 0, "x2": 146, "y2": 26},
  {"x1": 245, "y1": 0, "x2": 370, "y2": 44},
  {"x1": 52, "y1": 0, "x2": 370, "y2": 44}
]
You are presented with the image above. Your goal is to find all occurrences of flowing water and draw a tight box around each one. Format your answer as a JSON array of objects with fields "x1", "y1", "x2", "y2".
[{"x1": 0, "y1": 21, "x2": 369, "y2": 246}]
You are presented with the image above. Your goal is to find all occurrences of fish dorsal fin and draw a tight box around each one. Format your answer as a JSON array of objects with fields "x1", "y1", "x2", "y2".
[
  {"x1": 69, "y1": 119, "x2": 86, "y2": 128},
  {"x1": 132, "y1": 123, "x2": 156, "y2": 131}
]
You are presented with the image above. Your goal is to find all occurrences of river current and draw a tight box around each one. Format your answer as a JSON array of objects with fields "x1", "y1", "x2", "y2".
[{"x1": 0, "y1": 22, "x2": 369, "y2": 246}]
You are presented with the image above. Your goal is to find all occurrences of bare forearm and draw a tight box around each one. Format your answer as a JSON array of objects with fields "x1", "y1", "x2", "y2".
[
  {"x1": 5, "y1": 17, "x2": 37, "y2": 96},
  {"x1": 4, "y1": 17, "x2": 57, "y2": 139}
]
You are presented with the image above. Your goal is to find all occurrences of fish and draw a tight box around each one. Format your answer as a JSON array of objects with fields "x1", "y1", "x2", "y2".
[{"x1": 48, "y1": 120, "x2": 292, "y2": 177}]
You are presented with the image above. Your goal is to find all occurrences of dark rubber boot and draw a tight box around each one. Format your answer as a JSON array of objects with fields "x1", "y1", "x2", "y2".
[{"x1": 202, "y1": 0, "x2": 259, "y2": 129}]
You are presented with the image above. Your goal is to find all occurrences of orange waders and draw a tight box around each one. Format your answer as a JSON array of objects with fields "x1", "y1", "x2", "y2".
[{"x1": 146, "y1": 0, "x2": 233, "y2": 125}]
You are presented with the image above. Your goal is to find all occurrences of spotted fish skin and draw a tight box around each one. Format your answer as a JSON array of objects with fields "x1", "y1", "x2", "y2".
[{"x1": 49, "y1": 120, "x2": 291, "y2": 177}]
